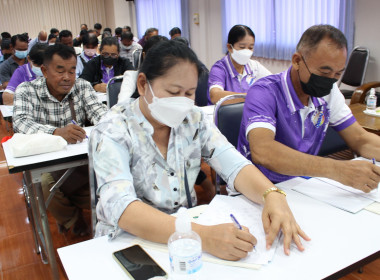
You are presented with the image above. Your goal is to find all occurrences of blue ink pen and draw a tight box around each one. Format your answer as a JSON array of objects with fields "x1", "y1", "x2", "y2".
[
  {"x1": 373, "y1": 158, "x2": 379, "y2": 193},
  {"x1": 71, "y1": 120, "x2": 88, "y2": 139},
  {"x1": 230, "y1": 214, "x2": 256, "y2": 252}
]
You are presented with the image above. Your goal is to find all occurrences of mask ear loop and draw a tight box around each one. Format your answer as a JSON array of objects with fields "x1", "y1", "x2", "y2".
[
  {"x1": 144, "y1": 80, "x2": 156, "y2": 105},
  {"x1": 301, "y1": 55, "x2": 312, "y2": 75}
]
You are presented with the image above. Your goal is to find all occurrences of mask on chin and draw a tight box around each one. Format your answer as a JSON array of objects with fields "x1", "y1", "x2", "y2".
[
  {"x1": 299, "y1": 56, "x2": 337, "y2": 98},
  {"x1": 144, "y1": 81, "x2": 194, "y2": 128}
]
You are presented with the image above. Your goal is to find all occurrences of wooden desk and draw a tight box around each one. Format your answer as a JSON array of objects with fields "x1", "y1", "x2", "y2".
[{"x1": 350, "y1": 103, "x2": 380, "y2": 135}]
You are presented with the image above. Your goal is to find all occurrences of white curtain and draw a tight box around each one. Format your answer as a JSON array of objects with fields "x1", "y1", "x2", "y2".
[
  {"x1": 135, "y1": 0, "x2": 182, "y2": 40},
  {"x1": 223, "y1": 0, "x2": 355, "y2": 60}
]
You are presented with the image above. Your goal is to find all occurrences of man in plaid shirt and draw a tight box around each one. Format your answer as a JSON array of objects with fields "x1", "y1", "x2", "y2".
[{"x1": 13, "y1": 44, "x2": 108, "y2": 235}]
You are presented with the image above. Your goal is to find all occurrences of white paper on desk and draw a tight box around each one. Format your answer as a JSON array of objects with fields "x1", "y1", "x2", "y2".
[
  {"x1": 315, "y1": 177, "x2": 380, "y2": 203},
  {"x1": 292, "y1": 178, "x2": 374, "y2": 213},
  {"x1": 196, "y1": 195, "x2": 279, "y2": 265}
]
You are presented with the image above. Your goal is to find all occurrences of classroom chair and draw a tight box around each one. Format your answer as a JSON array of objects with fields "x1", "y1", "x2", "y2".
[
  {"x1": 213, "y1": 94, "x2": 246, "y2": 190},
  {"x1": 106, "y1": 75, "x2": 124, "y2": 108},
  {"x1": 350, "y1": 81, "x2": 380, "y2": 105},
  {"x1": 88, "y1": 159, "x2": 99, "y2": 237},
  {"x1": 194, "y1": 66, "x2": 209, "y2": 107},
  {"x1": 317, "y1": 126, "x2": 348, "y2": 157},
  {"x1": 132, "y1": 49, "x2": 142, "y2": 69}
]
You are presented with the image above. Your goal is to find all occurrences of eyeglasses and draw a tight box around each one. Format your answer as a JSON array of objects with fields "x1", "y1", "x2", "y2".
[{"x1": 101, "y1": 52, "x2": 119, "y2": 59}]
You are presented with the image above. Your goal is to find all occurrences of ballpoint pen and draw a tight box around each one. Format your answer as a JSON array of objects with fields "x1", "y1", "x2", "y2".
[
  {"x1": 230, "y1": 214, "x2": 256, "y2": 252},
  {"x1": 71, "y1": 120, "x2": 88, "y2": 139}
]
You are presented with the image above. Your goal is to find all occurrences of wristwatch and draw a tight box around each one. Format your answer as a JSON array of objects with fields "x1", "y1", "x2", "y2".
[{"x1": 262, "y1": 187, "x2": 287, "y2": 202}]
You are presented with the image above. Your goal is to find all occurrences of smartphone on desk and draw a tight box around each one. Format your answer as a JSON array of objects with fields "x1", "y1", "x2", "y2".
[{"x1": 113, "y1": 244, "x2": 168, "y2": 280}]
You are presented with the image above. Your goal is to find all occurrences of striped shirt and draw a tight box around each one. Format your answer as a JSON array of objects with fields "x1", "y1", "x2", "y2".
[{"x1": 13, "y1": 77, "x2": 108, "y2": 134}]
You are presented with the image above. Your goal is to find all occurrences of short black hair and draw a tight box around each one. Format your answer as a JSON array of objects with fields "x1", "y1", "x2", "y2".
[
  {"x1": 50, "y1": 28, "x2": 59, "y2": 34},
  {"x1": 227, "y1": 25, "x2": 255, "y2": 46},
  {"x1": 123, "y1": 26, "x2": 131, "y2": 32},
  {"x1": 81, "y1": 23, "x2": 88, "y2": 29},
  {"x1": 48, "y1": 34, "x2": 57, "y2": 41},
  {"x1": 82, "y1": 34, "x2": 99, "y2": 47},
  {"x1": 1, "y1": 32, "x2": 11, "y2": 39},
  {"x1": 103, "y1": 27, "x2": 112, "y2": 34},
  {"x1": 94, "y1": 23, "x2": 102, "y2": 30},
  {"x1": 296, "y1": 24, "x2": 347, "y2": 58},
  {"x1": 43, "y1": 44, "x2": 76, "y2": 65},
  {"x1": 140, "y1": 40, "x2": 202, "y2": 81},
  {"x1": 121, "y1": 32, "x2": 133, "y2": 41},
  {"x1": 59, "y1": 30, "x2": 73, "y2": 40},
  {"x1": 115, "y1": 27, "x2": 122, "y2": 36},
  {"x1": 142, "y1": 35, "x2": 168, "y2": 54},
  {"x1": 99, "y1": 36, "x2": 119, "y2": 52},
  {"x1": 169, "y1": 27, "x2": 181, "y2": 37},
  {"x1": 101, "y1": 31, "x2": 112, "y2": 40},
  {"x1": 145, "y1": 27, "x2": 158, "y2": 36},
  {"x1": 79, "y1": 29, "x2": 88, "y2": 37},
  {"x1": 11, "y1": 33, "x2": 28, "y2": 47},
  {"x1": 29, "y1": 43, "x2": 48, "y2": 65},
  {"x1": 1, "y1": 39, "x2": 11, "y2": 50},
  {"x1": 172, "y1": 36, "x2": 189, "y2": 46}
]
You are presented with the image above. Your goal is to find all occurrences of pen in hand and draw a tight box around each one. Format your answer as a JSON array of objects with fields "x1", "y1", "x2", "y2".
[
  {"x1": 71, "y1": 120, "x2": 88, "y2": 139},
  {"x1": 230, "y1": 214, "x2": 256, "y2": 252}
]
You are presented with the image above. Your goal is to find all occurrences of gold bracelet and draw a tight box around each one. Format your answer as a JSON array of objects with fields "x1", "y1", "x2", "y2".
[{"x1": 262, "y1": 187, "x2": 287, "y2": 202}]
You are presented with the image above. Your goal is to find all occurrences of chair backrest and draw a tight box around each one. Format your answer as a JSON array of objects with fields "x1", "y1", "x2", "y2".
[
  {"x1": 195, "y1": 67, "x2": 209, "y2": 107},
  {"x1": 106, "y1": 75, "x2": 124, "y2": 108},
  {"x1": 214, "y1": 94, "x2": 246, "y2": 147},
  {"x1": 340, "y1": 46, "x2": 370, "y2": 87},
  {"x1": 88, "y1": 161, "x2": 98, "y2": 237},
  {"x1": 317, "y1": 126, "x2": 348, "y2": 156},
  {"x1": 132, "y1": 49, "x2": 142, "y2": 69}
]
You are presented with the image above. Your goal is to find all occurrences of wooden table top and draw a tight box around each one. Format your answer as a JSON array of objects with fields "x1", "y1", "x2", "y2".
[{"x1": 349, "y1": 103, "x2": 380, "y2": 134}]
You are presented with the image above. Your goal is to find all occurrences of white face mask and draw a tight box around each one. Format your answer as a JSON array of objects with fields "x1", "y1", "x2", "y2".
[
  {"x1": 230, "y1": 46, "x2": 253, "y2": 65},
  {"x1": 144, "y1": 81, "x2": 194, "y2": 128}
]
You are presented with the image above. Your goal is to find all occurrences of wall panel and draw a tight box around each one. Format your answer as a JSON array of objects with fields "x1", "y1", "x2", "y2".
[{"x1": 0, "y1": 0, "x2": 106, "y2": 39}]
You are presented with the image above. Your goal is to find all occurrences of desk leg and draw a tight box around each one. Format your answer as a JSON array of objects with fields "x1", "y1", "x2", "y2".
[{"x1": 34, "y1": 181, "x2": 60, "y2": 280}]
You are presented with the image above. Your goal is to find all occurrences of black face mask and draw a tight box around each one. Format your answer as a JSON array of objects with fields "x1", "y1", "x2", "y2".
[
  {"x1": 101, "y1": 56, "x2": 118, "y2": 67},
  {"x1": 3, "y1": 53, "x2": 12, "y2": 60},
  {"x1": 299, "y1": 56, "x2": 338, "y2": 98}
]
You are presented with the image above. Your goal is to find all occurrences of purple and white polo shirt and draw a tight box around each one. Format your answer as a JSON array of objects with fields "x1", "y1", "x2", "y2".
[{"x1": 5, "y1": 63, "x2": 36, "y2": 93}]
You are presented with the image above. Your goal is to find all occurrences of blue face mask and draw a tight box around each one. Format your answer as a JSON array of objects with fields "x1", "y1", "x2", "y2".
[
  {"x1": 15, "y1": 50, "x2": 28, "y2": 59},
  {"x1": 31, "y1": 65, "x2": 43, "y2": 77}
]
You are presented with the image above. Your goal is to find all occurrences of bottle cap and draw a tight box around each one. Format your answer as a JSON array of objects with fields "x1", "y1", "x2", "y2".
[
  {"x1": 175, "y1": 207, "x2": 191, "y2": 233},
  {"x1": 370, "y1": 88, "x2": 376, "y2": 96}
]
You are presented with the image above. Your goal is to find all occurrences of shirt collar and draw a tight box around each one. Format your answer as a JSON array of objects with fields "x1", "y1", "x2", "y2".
[
  {"x1": 38, "y1": 77, "x2": 74, "y2": 102},
  {"x1": 282, "y1": 67, "x2": 323, "y2": 113},
  {"x1": 132, "y1": 98, "x2": 154, "y2": 135},
  {"x1": 26, "y1": 63, "x2": 35, "y2": 79}
]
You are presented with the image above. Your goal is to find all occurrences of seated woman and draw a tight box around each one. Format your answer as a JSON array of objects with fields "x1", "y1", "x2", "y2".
[
  {"x1": 89, "y1": 41, "x2": 309, "y2": 259},
  {"x1": 80, "y1": 36, "x2": 134, "y2": 93},
  {"x1": 208, "y1": 25, "x2": 271, "y2": 104},
  {"x1": 3, "y1": 43, "x2": 47, "y2": 105},
  {"x1": 76, "y1": 34, "x2": 99, "y2": 78}
]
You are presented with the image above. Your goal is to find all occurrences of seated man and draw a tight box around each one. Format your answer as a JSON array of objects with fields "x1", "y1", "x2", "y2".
[
  {"x1": 80, "y1": 36, "x2": 134, "y2": 93},
  {"x1": 119, "y1": 32, "x2": 142, "y2": 68},
  {"x1": 27, "y1": 30, "x2": 48, "y2": 52},
  {"x1": 237, "y1": 24, "x2": 380, "y2": 192},
  {"x1": 13, "y1": 44, "x2": 108, "y2": 235},
  {"x1": 0, "y1": 39, "x2": 13, "y2": 64},
  {"x1": 3, "y1": 43, "x2": 47, "y2": 105},
  {"x1": 76, "y1": 34, "x2": 99, "y2": 77},
  {"x1": 0, "y1": 33, "x2": 29, "y2": 89},
  {"x1": 138, "y1": 27, "x2": 158, "y2": 48},
  {"x1": 58, "y1": 30, "x2": 81, "y2": 55}
]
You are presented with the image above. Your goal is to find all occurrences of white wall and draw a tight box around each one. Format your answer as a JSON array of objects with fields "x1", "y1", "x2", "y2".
[
  {"x1": 354, "y1": 0, "x2": 380, "y2": 83},
  {"x1": 104, "y1": 0, "x2": 137, "y2": 36}
]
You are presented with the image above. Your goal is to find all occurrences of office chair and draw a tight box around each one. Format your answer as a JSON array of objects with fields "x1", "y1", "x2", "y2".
[
  {"x1": 339, "y1": 46, "x2": 370, "y2": 99},
  {"x1": 213, "y1": 94, "x2": 246, "y2": 189},
  {"x1": 132, "y1": 49, "x2": 142, "y2": 69},
  {"x1": 195, "y1": 66, "x2": 209, "y2": 107},
  {"x1": 350, "y1": 81, "x2": 380, "y2": 105},
  {"x1": 106, "y1": 75, "x2": 124, "y2": 108}
]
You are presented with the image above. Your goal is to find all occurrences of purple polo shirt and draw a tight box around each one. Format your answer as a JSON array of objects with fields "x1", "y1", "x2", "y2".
[
  {"x1": 5, "y1": 63, "x2": 36, "y2": 93},
  {"x1": 237, "y1": 67, "x2": 356, "y2": 183},
  {"x1": 100, "y1": 61, "x2": 114, "y2": 84},
  {"x1": 207, "y1": 55, "x2": 271, "y2": 105}
]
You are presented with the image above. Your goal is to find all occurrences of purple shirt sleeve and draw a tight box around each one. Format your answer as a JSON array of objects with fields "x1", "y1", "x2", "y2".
[
  {"x1": 5, "y1": 66, "x2": 25, "y2": 93},
  {"x1": 243, "y1": 83, "x2": 277, "y2": 136}
]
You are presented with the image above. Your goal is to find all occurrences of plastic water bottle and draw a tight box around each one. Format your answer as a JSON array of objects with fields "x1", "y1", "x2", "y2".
[
  {"x1": 168, "y1": 207, "x2": 202, "y2": 280},
  {"x1": 366, "y1": 88, "x2": 377, "y2": 112}
]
